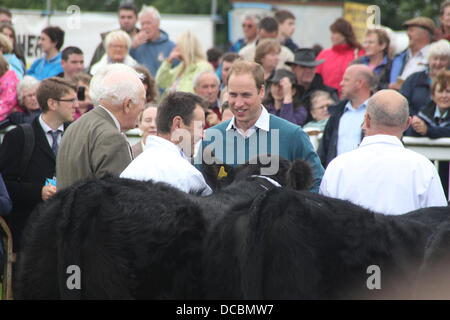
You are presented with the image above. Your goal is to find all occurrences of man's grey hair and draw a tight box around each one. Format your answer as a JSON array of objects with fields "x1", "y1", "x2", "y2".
[
  {"x1": 241, "y1": 13, "x2": 261, "y2": 25},
  {"x1": 193, "y1": 70, "x2": 220, "y2": 89},
  {"x1": 90, "y1": 63, "x2": 143, "y2": 106},
  {"x1": 366, "y1": 93, "x2": 409, "y2": 128},
  {"x1": 17, "y1": 76, "x2": 40, "y2": 106},
  {"x1": 138, "y1": 5, "x2": 161, "y2": 21},
  {"x1": 428, "y1": 39, "x2": 450, "y2": 60}
]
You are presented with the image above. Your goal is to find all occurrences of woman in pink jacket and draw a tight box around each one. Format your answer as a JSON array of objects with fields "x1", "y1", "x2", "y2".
[
  {"x1": 0, "y1": 55, "x2": 19, "y2": 121},
  {"x1": 316, "y1": 18, "x2": 364, "y2": 97}
]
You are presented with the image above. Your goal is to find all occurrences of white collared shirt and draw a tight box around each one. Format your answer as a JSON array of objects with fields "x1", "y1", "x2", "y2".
[
  {"x1": 320, "y1": 134, "x2": 447, "y2": 215},
  {"x1": 39, "y1": 115, "x2": 64, "y2": 149},
  {"x1": 99, "y1": 105, "x2": 121, "y2": 131},
  {"x1": 226, "y1": 105, "x2": 270, "y2": 138},
  {"x1": 400, "y1": 45, "x2": 430, "y2": 81},
  {"x1": 120, "y1": 135, "x2": 212, "y2": 195},
  {"x1": 99, "y1": 105, "x2": 133, "y2": 160}
]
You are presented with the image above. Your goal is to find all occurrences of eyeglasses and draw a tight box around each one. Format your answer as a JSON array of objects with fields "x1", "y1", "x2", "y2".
[
  {"x1": 56, "y1": 98, "x2": 78, "y2": 104},
  {"x1": 23, "y1": 93, "x2": 37, "y2": 99},
  {"x1": 242, "y1": 23, "x2": 255, "y2": 29},
  {"x1": 110, "y1": 44, "x2": 128, "y2": 49},
  {"x1": 312, "y1": 104, "x2": 330, "y2": 111}
]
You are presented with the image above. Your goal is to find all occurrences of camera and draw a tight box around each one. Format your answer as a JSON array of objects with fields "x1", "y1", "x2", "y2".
[{"x1": 77, "y1": 86, "x2": 85, "y2": 101}]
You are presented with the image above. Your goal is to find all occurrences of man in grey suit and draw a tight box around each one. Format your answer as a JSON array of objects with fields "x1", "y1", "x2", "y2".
[{"x1": 56, "y1": 63, "x2": 146, "y2": 190}]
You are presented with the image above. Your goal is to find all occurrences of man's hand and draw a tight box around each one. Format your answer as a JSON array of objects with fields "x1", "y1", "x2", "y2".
[
  {"x1": 411, "y1": 115, "x2": 427, "y2": 135},
  {"x1": 41, "y1": 185, "x2": 57, "y2": 201},
  {"x1": 131, "y1": 30, "x2": 150, "y2": 48}
]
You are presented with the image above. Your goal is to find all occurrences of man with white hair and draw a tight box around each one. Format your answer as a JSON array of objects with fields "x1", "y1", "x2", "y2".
[
  {"x1": 130, "y1": 5, "x2": 175, "y2": 77},
  {"x1": 320, "y1": 89, "x2": 447, "y2": 215},
  {"x1": 230, "y1": 13, "x2": 260, "y2": 53},
  {"x1": 56, "y1": 64, "x2": 146, "y2": 190},
  {"x1": 193, "y1": 70, "x2": 221, "y2": 127}
]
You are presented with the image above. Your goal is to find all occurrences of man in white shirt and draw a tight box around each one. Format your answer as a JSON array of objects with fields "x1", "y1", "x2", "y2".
[
  {"x1": 121, "y1": 91, "x2": 212, "y2": 195},
  {"x1": 320, "y1": 89, "x2": 448, "y2": 215}
]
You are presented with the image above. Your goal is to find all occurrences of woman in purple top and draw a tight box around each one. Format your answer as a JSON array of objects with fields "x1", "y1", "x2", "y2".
[{"x1": 263, "y1": 69, "x2": 307, "y2": 126}]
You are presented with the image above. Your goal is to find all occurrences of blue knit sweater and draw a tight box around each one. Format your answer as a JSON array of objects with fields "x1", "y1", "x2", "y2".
[{"x1": 196, "y1": 114, "x2": 324, "y2": 193}]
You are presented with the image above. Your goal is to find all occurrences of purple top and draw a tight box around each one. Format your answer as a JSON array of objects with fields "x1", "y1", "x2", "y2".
[{"x1": 265, "y1": 102, "x2": 308, "y2": 126}]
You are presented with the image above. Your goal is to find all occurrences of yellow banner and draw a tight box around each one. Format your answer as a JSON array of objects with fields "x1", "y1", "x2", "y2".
[{"x1": 344, "y1": 1, "x2": 371, "y2": 45}]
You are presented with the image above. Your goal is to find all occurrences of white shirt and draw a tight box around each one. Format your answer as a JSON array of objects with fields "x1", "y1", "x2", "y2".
[
  {"x1": 400, "y1": 45, "x2": 430, "y2": 81},
  {"x1": 99, "y1": 105, "x2": 121, "y2": 131},
  {"x1": 226, "y1": 105, "x2": 270, "y2": 138},
  {"x1": 39, "y1": 115, "x2": 64, "y2": 148},
  {"x1": 320, "y1": 134, "x2": 447, "y2": 215},
  {"x1": 99, "y1": 105, "x2": 133, "y2": 159},
  {"x1": 120, "y1": 135, "x2": 212, "y2": 196}
]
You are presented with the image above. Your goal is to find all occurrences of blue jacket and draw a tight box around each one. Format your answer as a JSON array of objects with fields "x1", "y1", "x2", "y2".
[
  {"x1": 4, "y1": 53, "x2": 24, "y2": 80},
  {"x1": 27, "y1": 53, "x2": 63, "y2": 80},
  {"x1": 283, "y1": 37, "x2": 299, "y2": 53},
  {"x1": 389, "y1": 49, "x2": 408, "y2": 84},
  {"x1": 196, "y1": 114, "x2": 324, "y2": 193},
  {"x1": 130, "y1": 30, "x2": 175, "y2": 77},
  {"x1": 405, "y1": 101, "x2": 450, "y2": 138},
  {"x1": 229, "y1": 38, "x2": 246, "y2": 53},
  {"x1": 400, "y1": 70, "x2": 431, "y2": 116}
]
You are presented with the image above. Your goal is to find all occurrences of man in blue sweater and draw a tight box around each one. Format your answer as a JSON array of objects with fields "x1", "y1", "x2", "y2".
[
  {"x1": 196, "y1": 61, "x2": 324, "y2": 192},
  {"x1": 130, "y1": 5, "x2": 175, "y2": 77}
]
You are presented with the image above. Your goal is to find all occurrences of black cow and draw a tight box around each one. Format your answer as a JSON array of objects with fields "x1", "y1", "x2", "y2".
[
  {"x1": 202, "y1": 188, "x2": 449, "y2": 299},
  {"x1": 15, "y1": 158, "x2": 310, "y2": 299},
  {"x1": 15, "y1": 178, "x2": 207, "y2": 299},
  {"x1": 14, "y1": 157, "x2": 450, "y2": 299}
]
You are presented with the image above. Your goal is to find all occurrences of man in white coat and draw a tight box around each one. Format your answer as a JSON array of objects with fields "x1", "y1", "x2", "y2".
[
  {"x1": 121, "y1": 91, "x2": 212, "y2": 195},
  {"x1": 320, "y1": 89, "x2": 448, "y2": 215}
]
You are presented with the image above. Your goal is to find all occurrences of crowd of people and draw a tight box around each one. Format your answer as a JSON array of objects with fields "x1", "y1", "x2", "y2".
[{"x1": 0, "y1": 2, "x2": 449, "y2": 263}]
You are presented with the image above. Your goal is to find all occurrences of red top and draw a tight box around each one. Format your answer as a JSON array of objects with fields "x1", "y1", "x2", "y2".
[{"x1": 315, "y1": 43, "x2": 365, "y2": 97}]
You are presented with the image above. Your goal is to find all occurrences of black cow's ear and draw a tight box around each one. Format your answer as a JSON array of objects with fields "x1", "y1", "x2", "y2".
[
  {"x1": 287, "y1": 160, "x2": 313, "y2": 190},
  {"x1": 201, "y1": 163, "x2": 221, "y2": 190}
]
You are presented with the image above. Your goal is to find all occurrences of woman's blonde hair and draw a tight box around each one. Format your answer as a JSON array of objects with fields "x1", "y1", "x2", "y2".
[
  {"x1": 176, "y1": 30, "x2": 206, "y2": 74},
  {"x1": 104, "y1": 30, "x2": 132, "y2": 51}
]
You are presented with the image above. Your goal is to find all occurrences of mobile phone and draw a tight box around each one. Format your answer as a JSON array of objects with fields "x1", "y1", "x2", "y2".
[{"x1": 77, "y1": 86, "x2": 85, "y2": 101}]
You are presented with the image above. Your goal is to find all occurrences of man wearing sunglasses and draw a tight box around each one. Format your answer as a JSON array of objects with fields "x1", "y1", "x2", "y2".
[
  {"x1": 230, "y1": 14, "x2": 260, "y2": 53},
  {"x1": 0, "y1": 77, "x2": 77, "y2": 251}
]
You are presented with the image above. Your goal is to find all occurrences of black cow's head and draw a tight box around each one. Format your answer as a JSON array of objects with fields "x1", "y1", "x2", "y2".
[{"x1": 201, "y1": 155, "x2": 312, "y2": 192}]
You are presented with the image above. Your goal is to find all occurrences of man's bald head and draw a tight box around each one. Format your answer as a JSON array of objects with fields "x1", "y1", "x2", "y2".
[
  {"x1": 348, "y1": 64, "x2": 377, "y2": 90},
  {"x1": 341, "y1": 64, "x2": 377, "y2": 100},
  {"x1": 364, "y1": 89, "x2": 410, "y2": 136}
]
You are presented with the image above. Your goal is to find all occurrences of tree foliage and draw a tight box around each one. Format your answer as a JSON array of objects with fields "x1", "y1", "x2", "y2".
[{"x1": 0, "y1": 0, "x2": 445, "y2": 45}]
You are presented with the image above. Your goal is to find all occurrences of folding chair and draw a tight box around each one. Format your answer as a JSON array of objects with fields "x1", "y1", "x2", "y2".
[{"x1": 0, "y1": 216, "x2": 15, "y2": 300}]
